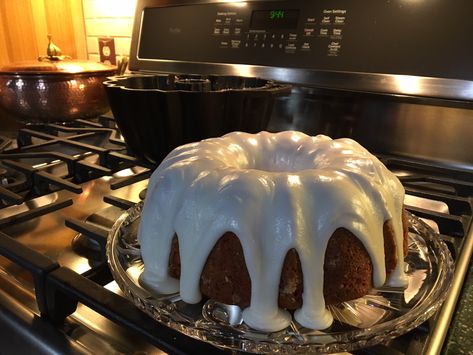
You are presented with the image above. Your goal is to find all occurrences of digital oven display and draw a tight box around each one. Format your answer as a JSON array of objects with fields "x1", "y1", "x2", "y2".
[{"x1": 250, "y1": 9, "x2": 300, "y2": 29}]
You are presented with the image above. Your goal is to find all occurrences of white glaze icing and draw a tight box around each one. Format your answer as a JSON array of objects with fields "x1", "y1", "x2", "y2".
[{"x1": 138, "y1": 131, "x2": 407, "y2": 332}]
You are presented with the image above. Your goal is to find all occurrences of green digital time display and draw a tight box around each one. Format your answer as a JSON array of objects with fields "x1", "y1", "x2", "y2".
[
  {"x1": 250, "y1": 9, "x2": 299, "y2": 29},
  {"x1": 270, "y1": 10, "x2": 285, "y2": 20}
]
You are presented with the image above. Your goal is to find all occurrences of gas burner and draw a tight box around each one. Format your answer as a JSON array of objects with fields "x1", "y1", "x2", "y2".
[
  {"x1": 0, "y1": 164, "x2": 29, "y2": 207},
  {"x1": 0, "y1": 118, "x2": 151, "y2": 209},
  {"x1": 72, "y1": 233, "x2": 102, "y2": 261},
  {"x1": 0, "y1": 136, "x2": 12, "y2": 152},
  {"x1": 71, "y1": 205, "x2": 129, "y2": 262},
  {"x1": 0, "y1": 164, "x2": 28, "y2": 191}
]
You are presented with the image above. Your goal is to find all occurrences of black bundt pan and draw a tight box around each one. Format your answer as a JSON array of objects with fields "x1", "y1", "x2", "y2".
[{"x1": 104, "y1": 74, "x2": 291, "y2": 165}]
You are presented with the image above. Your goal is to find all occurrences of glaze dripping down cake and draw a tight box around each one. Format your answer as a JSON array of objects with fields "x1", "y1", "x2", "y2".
[{"x1": 138, "y1": 131, "x2": 408, "y2": 332}]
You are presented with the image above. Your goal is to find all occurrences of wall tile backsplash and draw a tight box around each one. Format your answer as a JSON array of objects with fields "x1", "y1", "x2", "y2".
[{"x1": 83, "y1": 0, "x2": 137, "y2": 63}]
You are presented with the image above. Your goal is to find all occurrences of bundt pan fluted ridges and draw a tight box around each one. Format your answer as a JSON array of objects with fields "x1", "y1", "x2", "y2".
[{"x1": 104, "y1": 74, "x2": 291, "y2": 165}]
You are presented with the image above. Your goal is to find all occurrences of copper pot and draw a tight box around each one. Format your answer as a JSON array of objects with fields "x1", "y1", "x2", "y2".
[{"x1": 0, "y1": 37, "x2": 117, "y2": 123}]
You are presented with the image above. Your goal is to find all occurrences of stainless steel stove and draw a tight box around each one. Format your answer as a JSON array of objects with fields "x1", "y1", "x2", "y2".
[{"x1": 1, "y1": 0, "x2": 473, "y2": 354}]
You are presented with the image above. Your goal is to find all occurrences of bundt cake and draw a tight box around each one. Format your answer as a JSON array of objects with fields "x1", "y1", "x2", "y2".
[{"x1": 138, "y1": 131, "x2": 408, "y2": 332}]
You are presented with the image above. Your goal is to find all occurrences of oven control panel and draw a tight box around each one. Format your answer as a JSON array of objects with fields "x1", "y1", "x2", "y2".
[
  {"x1": 210, "y1": 7, "x2": 345, "y2": 57},
  {"x1": 137, "y1": 1, "x2": 351, "y2": 71},
  {"x1": 136, "y1": 0, "x2": 473, "y2": 81}
]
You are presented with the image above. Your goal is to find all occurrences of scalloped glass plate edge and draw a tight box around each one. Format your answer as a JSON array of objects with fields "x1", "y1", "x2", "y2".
[{"x1": 106, "y1": 202, "x2": 454, "y2": 354}]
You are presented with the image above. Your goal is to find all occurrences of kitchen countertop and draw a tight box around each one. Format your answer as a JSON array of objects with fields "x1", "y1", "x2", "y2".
[{"x1": 443, "y1": 259, "x2": 473, "y2": 354}]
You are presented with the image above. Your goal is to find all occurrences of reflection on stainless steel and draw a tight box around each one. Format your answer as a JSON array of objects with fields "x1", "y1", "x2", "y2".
[
  {"x1": 0, "y1": 267, "x2": 165, "y2": 354},
  {"x1": 0, "y1": 173, "x2": 161, "y2": 354},
  {"x1": 0, "y1": 277, "x2": 91, "y2": 355},
  {"x1": 1, "y1": 194, "x2": 57, "y2": 219},
  {"x1": 104, "y1": 280, "x2": 121, "y2": 293},
  {"x1": 404, "y1": 194, "x2": 444, "y2": 233},
  {"x1": 404, "y1": 194, "x2": 449, "y2": 214},
  {"x1": 71, "y1": 304, "x2": 166, "y2": 355},
  {"x1": 352, "y1": 102, "x2": 473, "y2": 169},
  {"x1": 417, "y1": 219, "x2": 439, "y2": 234},
  {"x1": 267, "y1": 89, "x2": 473, "y2": 169},
  {"x1": 132, "y1": 56, "x2": 473, "y2": 102}
]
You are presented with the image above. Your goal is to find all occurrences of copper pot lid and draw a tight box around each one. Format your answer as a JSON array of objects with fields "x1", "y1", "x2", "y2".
[
  {"x1": 0, "y1": 35, "x2": 116, "y2": 75},
  {"x1": 0, "y1": 60, "x2": 117, "y2": 75}
]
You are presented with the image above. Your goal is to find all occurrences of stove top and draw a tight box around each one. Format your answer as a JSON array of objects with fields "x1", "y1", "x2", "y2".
[
  {"x1": 0, "y1": 116, "x2": 471, "y2": 354},
  {"x1": 0, "y1": 117, "x2": 224, "y2": 354}
]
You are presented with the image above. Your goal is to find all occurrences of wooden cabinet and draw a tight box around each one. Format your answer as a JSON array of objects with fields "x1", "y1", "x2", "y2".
[{"x1": 0, "y1": 0, "x2": 87, "y2": 65}]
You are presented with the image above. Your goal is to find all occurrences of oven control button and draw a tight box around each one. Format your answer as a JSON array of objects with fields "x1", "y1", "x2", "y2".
[
  {"x1": 213, "y1": 28, "x2": 221, "y2": 35},
  {"x1": 328, "y1": 41, "x2": 341, "y2": 49},
  {"x1": 306, "y1": 17, "x2": 316, "y2": 24},
  {"x1": 234, "y1": 27, "x2": 241, "y2": 35},
  {"x1": 319, "y1": 28, "x2": 329, "y2": 36},
  {"x1": 333, "y1": 28, "x2": 342, "y2": 36},
  {"x1": 301, "y1": 42, "x2": 311, "y2": 51},
  {"x1": 328, "y1": 41, "x2": 341, "y2": 56},
  {"x1": 304, "y1": 28, "x2": 315, "y2": 36},
  {"x1": 231, "y1": 40, "x2": 241, "y2": 49},
  {"x1": 321, "y1": 16, "x2": 331, "y2": 24},
  {"x1": 334, "y1": 16, "x2": 346, "y2": 25},
  {"x1": 222, "y1": 28, "x2": 230, "y2": 35},
  {"x1": 285, "y1": 43, "x2": 297, "y2": 53}
]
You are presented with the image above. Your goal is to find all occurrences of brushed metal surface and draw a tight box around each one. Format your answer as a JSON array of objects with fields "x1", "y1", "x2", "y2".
[
  {"x1": 0, "y1": 276, "x2": 92, "y2": 355},
  {"x1": 0, "y1": 171, "x2": 166, "y2": 354},
  {"x1": 130, "y1": 0, "x2": 473, "y2": 101},
  {"x1": 266, "y1": 89, "x2": 473, "y2": 169},
  {"x1": 135, "y1": 61, "x2": 473, "y2": 102},
  {"x1": 350, "y1": 100, "x2": 473, "y2": 169}
]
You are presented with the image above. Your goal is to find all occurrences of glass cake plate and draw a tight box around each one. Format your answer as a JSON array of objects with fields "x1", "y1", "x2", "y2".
[{"x1": 107, "y1": 201, "x2": 454, "y2": 354}]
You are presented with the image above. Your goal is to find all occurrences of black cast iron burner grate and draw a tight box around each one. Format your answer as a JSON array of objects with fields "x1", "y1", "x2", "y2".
[
  {"x1": 0, "y1": 129, "x2": 472, "y2": 354},
  {"x1": 0, "y1": 117, "x2": 223, "y2": 354},
  {"x1": 0, "y1": 117, "x2": 154, "y2": 209},
  {"x1": 0, "y1": 231, "x2": 225, "y2": 355}
]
